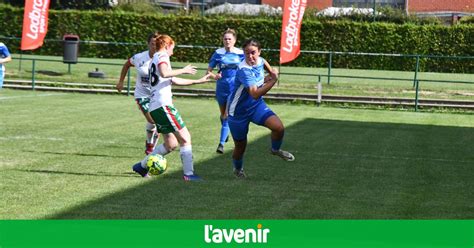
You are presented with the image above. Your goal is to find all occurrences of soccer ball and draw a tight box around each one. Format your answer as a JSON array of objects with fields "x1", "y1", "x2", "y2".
[{"x1": 146, "y1": 154, "x2": 167, "y2": 175}]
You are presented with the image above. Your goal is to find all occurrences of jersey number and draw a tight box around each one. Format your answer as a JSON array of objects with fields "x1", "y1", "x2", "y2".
[{"x1": 149, "y1": 63, "x2": 159, "y2": 87}]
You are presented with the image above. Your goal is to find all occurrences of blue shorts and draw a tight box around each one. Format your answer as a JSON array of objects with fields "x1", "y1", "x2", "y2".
[
  {"x1": 215, "y1": 79, "x2": 234, "y2": 106},
  {"x1": 228, "y1": 101, "x2": 275, "y2": 141},
  {"x1": 215, "y1": 91, "x2": 230, "y2": 106}
]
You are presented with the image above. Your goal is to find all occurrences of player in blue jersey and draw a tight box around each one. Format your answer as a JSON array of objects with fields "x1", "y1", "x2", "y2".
[
  {"x1": 227, "y1": 38, "x2": 295, "y2": 178},
  {"x1": 207, "y1": 29, "x2": 245, "y2": 154},
  {"x1": 0, "y1": 42, "x2": 12, "y2": 89}
]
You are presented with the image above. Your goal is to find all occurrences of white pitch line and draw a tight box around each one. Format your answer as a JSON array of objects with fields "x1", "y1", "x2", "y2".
[
  {"x1": 0, "y1": 136, "x2": 64, "y2": 141},
  {"x1": 0, "y1": 93, "x2": 66, "y2": 100}
]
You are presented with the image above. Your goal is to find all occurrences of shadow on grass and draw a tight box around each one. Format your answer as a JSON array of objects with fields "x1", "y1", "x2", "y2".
[
  {"x1": 13, "y1": 168, "x2": 135, "y2": 178},
  {"x1": 23, "y1": 150, "x2": 136, "y2": 159},
  {"x1": 51, "y1": 118, "x2": 474, "y2": 219}
]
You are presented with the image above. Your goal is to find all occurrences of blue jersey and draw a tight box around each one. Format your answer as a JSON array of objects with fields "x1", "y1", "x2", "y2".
[
  {"x1": 0, "y1": 42, "x2": 11, "y2": 86},
  {"x1": 227, "y1": 57, "x2": 267, "y2": 118},
  {"x1": 0, "y1": 42, "x2": 10, "y2": 59},
  {"x1": 208, "y1": 47, "x2": 244, "y2": 94}
]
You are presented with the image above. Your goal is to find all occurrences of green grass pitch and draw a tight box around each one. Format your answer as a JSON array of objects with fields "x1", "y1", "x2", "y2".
[{"x1": 0, "y1": 89, "x2": 473, "y2": 219}]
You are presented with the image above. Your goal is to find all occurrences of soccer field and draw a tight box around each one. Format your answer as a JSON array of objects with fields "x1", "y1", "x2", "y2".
[{"x1": 0, "y1": 89, "x2": 473, "y2": 219}]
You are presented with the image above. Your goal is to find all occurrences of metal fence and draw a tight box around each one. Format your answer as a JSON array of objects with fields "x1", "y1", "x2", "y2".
[{"x1": 4, "y1": 39, "x2": 474, "y2": 111}]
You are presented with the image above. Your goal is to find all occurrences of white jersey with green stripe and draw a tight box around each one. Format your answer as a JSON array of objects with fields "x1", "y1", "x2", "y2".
[
  {"x1": 148, "y1": 51, "x2": 173, "y2": 112},
  {"x1": 130, "y1": 50, "x2": 152, "y2": 98}
]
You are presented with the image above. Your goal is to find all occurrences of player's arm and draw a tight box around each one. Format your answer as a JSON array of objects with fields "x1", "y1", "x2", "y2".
[
  {"x1": 159, "y1": 63, "x2": 197, "y2": 78},
  {"x1": 248, "y1": 77, "x2": 277, "y2": 99},
  {"x1": 207, "y1": 67, "x2": 222, "y2": 80},
  {"x1": 0, "y1": 54, "x2": 11, "y2": 64},
  {"x1": 207, "y1": 52, "x2": 222, "y2": 80},
  {"x1": 171, "y1": 73, "x2": 212, "y2": 86},
  {"x1": 245, "y1": 68, "x2": 277, "y2": 99},
  {"x1": 263, "y1": 59, "x2": 278, "y2": 80},
  {"x1": 116, "y1": 59, "x2": 133, "y2": 93}
]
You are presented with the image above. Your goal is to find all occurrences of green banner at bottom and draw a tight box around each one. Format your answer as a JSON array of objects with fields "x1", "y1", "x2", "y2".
[{"x1": 0, "y1": 220, "x2": 472, "y2": 248}]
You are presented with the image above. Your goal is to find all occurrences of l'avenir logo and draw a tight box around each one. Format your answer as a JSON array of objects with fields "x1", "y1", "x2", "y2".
[{"x1": 204, "y1": 224, "x2": 270, "y2": 244}]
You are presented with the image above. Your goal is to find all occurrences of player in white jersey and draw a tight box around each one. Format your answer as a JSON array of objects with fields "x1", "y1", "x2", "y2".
[
  {"x1": 227, "y1": 38, "x2": 295, "y2": 179},
  {"x1": 0, "y1": 42, "x2": 12, "y2": 89},
  {"x1": 116, "y1": 32, "x2": 160, "y2": 155},
  {"x1": 132, "y1": 35, "x2": 212, "y2": 181}
]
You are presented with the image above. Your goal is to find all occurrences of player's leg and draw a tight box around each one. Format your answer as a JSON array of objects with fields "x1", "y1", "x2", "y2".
[
  {"x1": 144, "y1": 112, "x2": 160, "y2": 148},
  {"x1": 228, "y1": 116, "x2": 250, "y2": 178},
  {"x1": 172, "y1": 126, "x2": 202, "y2": 181},
  {"x1": 132, "y1": 105, "x2": 179, "y2": 178},
  {"x1": 216, "y1": 94, "x2": 230, "y2": 154},
  {"x1": 151, "y1": 105, "x2": 200, "y2": 181},
  {"x1": 136, "y1": 98, "x2": 160, "y2": 154},
  {"x1": 145, "y1": 122, "x2": 157, "y2": 155},
  {"x1": 133, "y1": 132, "x2": 178, "y2": 177},
  {"x1": 253, "y1": 102, "x2": 295, "y2": 162},
  {"x1": 0, "y1": 67, "x2": 4, "y2": 89},
  {"x1": 264, "y1": 116, "x2": 295, "y2": 161},
  {"x1": 153, "y1": 132, "x2": 178, "y2": 156}
]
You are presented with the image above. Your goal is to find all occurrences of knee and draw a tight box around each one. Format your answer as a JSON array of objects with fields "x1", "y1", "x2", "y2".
[
  {"x1": 146, "y1": 122, "x2": 156, "y2": 132},
  {"x1": 165, "y1": 141, "x2": 178, "y2": 151},
  {"x1": 273, "y1": 123, "x2": 285, "y2": 134}
]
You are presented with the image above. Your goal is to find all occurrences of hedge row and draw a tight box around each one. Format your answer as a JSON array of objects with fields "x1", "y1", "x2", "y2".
[{"x1": 1, "y1": 5, "x2": 473, "y2": 72}]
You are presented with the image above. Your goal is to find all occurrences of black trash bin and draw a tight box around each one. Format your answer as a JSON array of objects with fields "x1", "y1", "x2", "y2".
[{"x1": 63, "y1": 34, "x2": 79, "y2": 64}]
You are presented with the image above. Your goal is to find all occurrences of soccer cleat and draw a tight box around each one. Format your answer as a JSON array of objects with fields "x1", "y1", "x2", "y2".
[
  {"x1": 183, "y1": 174, "x2": 203, "y2": 181},
  {"x1": 216, "y1": 144, "x2": 224, "y2": 154},
  {"x1": 233, "y1": 169, "x2": 247, "y2": 179},
  {"x1": 271, "y1": 149, "x2": 295, "y2": 161},
  {"x1": 132, "y1": 162, "x2": 150, "y2": 178},
  {"x1": 145, "y1": 142, "x2": 155, "y2": 155}
]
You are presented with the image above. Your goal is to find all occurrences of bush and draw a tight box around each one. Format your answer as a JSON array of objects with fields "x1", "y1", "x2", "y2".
[{"x1": 0, "y1": 5, "x2": 472, "y2": 72}]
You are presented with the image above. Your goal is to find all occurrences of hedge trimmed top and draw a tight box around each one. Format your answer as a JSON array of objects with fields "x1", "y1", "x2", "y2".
[{"x1": 1, "y1": 5, "x2": 472, "y2": 72}]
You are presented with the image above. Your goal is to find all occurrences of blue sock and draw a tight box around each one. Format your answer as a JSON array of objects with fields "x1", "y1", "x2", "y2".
[
  {"x1": 233, "y1": 159, "x2": 243, "y2": 171},
  {"x1": 219, "y1": 117, "x2": 229, "y2": 145},
  {"x1": 271, "y1": 139, "x2": 283, "y2": 152}
]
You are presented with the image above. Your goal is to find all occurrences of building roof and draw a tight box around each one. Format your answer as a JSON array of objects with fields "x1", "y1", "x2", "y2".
[
  {"x1": 317, "y1": 7, "x2": 375, "y2": 16},
  {"x1": 205, "y1": 3, "x2": 282, "y2": 15}
]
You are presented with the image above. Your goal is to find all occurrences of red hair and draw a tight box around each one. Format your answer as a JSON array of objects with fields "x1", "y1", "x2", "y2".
[{"x1": 155, "y1": 35, "x2": 175, "y2": 50}]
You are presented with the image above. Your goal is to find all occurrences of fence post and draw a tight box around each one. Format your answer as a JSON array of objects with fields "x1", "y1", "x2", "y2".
[
  {"x1": 317, "y1": 75, "x2": 322, "y2": 107},
  {"x1": 32, "y1": 59, "x2": 36, "y2": 90},
  {"x1": 327, "y1": 53, "x2": 332, "y2": 85},
  {"x1": 19, "y1": 52, "x2": 23, "y2": 73},
  {"x1": 126, "y1": 68, "x2": 131, "y2": 96},
  {"x1": 414, "y1": 80, "x2": 420, "y2": 112},
  {"x1": 413, "y1": 55, "x2": 420, "y2": 88},
  {"x1": 278, "y1": 63, "x2": 281, "y2": 86},
  {"x1": 372, "y1": 0, "x2": 376, "y2": 22}
]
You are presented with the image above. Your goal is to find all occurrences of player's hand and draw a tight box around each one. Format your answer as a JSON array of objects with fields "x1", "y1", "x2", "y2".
[
  {"x1": 182, "y1": 64, "x2": 197, "y2": 75},
  {"x1": 196, "y1": 73, "x2": 213, "y2": 84},
  {"x1": 116, "y1": 81, "x2": 124, "y2": 93},
  {"x1": 214, "y1": 72, "x2": 222, "y2": 80},
  {"x1": 264, "y1": 74, "x2": 277, "y2": 85},
  {"x1": 269, "y1": 68, "x2": 279, "y2": 79}
]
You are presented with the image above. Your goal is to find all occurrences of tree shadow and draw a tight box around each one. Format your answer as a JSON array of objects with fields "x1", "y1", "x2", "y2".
[
  {"x1": 12, "y1": 168, "x2": 135, "y2": 178},
  {"x1": 22, "y1": 149, "x2": 135, "y2": 159},
  {"x1": 50, "y1": 118, "x2": 474, "y2": 219}
]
